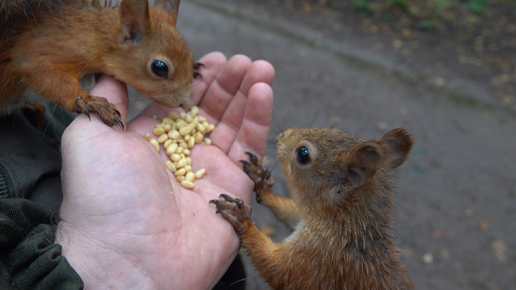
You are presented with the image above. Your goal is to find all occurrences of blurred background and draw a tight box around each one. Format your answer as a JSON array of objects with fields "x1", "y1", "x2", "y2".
[{"x1": 128, "y1": 0, "x2": 516, "y2": 289}]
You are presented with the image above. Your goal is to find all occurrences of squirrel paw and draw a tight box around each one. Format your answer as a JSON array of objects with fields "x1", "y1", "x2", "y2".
[
  {"x1": 209, "y1": 194, "x2": 252, "y2": 234},
  {"x1": 75, "y1": 96, "x2": 124, "y2": 130},
  {"x1": 193, "y1": 62, "x2": 205, "y2": 79},
  {"x1": 240, "y1": 152, "x2": 275, "y2": 204}
]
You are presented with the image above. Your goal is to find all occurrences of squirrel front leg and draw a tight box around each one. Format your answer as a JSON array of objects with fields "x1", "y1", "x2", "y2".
[
  {"x1": 241, "y1": 152, "x2": 301, "y2": 228},
  {"x1": 19, "y1": 63, "x2": 123, "y2": 128},
  {"x1": 209, "y1": 194, "x2": 291, "y2": 289}
]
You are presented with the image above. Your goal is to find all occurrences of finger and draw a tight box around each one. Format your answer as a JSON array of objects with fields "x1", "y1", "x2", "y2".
[
  {"x1": 192, "y1": 52, "x2": 228, "y2": 105},
  {"x1": 73, "y1": 74, "x2": 129, "y2": 130},
  {"x1": 227, "y1": 83, "x2": 273, "y2": 163},
  {"x1": 210, "y1": 60, "x2": 275, "y2": 154},
  {"x1": 198, "y1": 55, "x2": 252, "y2": 123}
]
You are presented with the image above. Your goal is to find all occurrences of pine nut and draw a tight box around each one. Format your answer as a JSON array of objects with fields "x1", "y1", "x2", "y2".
[
  {"x1": 196, "y1": 123, "x2": 206, "y2": 133},
  {"x1": 168, "y1": 112, "x2": 179, "y2": 120},
  {"x1": 157, "y1": 134, "x2": 168, "y2": 143},
  {"x1": 153, "y1": 127, "x2": 165, "y2": 136},
  {"x1": 194, "y1": 132, "x2": 203, "y2": 144},
  {"x1": 181, "y1": 180, "x2": 195, "y2": 189},
  {"x1": 185, "y1": 172, "x2": 195, "y2": 182},
  {"x1": 206, "y1": 124, "x2": 215, "y2": 133},
  {"x1": 144, "y1": 133, "x2": 151, "y2": 141},
  {"x1": 166, "y1": 143, "x2": 178, "y2": 155},
  {"x1": 177, "y1": 158, "x2": 188, "y2": 169},
  {"x1": 174, "y1": 168, "x2": 186, "y2": 176},
  {"x1": 184, "y1": 165, "x2": 192, "y2": 172},
  {"x1": 149, "y1": 139, "x2": 160, "y2": 152},
  {"x1": 183, "y1": 148, "x2": 190, "y2": 156},
  {"x1": 179, "y1": 124, "x2": 194, "y2": 136},
  {"x1": 195, "y1": 168, "x2": 206, "y2": 179},
  {"x1": 204, "y1": 137, "x2": 212, "y2": 145},
  {"x1": 168, "y1": 130, "x2": 180, "y2": 140},
  {"x1": 185, "y1": 113, "x2": 193, "y2": 123},
  {"x1": 164, "y1": 139, "x2": 173, "y2": 149},
  {"x1": 162, "y1": 117, "x2": 174, "y2": 124},
  {"x1": 188, "y1": 137, "x2": 195, "y2": 148},
  {"x1": 165, "y1": 161, "x2": 176, "y2": 172},
  {"x1": 189, "y1": 106, "x2": 199, "y2": 117},
  {"x1": 170, "y1": 153, "x2": 181, "y2": 162}
]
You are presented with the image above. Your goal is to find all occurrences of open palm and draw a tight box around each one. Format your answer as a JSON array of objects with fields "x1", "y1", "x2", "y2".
[{"x1": 55, "y1": 52, "x2": 274, "y2": 290}]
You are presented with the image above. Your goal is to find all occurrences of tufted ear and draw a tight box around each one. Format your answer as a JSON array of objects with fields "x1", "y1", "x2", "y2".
[
  {"x1": 339, "y1": 142, "x2": 384, "y2": 188},
  {"x1": 119, "y1": 0, "x2": 151, "y2": 43},
  {"x1": 154, "y1": 0, "x2": 180, "y2": 24},
  {"x1": 377, "y1": 128, "x2": 414, "y2": 170}
]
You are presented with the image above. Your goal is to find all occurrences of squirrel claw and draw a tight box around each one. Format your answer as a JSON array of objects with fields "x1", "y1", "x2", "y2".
[
  {"x1": 241, "y1": 152, "x2": 275, "y2": 202},
  {"x1": 74, "y1": 95, "x2": 123, "y2": 129},
  {"x1": 194, "y1": 62, "x2": 205, "y2": 69},
  {"x1": 193, "y1": 71, "x2": 203, "y2": 79},
  {"x1": 210, "y1": 194, "x2": 252, "y2": 234}
]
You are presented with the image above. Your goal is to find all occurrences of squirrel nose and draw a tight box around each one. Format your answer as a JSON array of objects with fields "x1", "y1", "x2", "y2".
[{"x1": 180, "y1": 94, "x2": 193, "y2": 110}]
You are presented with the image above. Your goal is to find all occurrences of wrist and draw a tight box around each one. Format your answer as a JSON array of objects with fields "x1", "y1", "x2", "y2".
[{"x1": 55, "y1": 221, "x2": 156, "y2": 290}]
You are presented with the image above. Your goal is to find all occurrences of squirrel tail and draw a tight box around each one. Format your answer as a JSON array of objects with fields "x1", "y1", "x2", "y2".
[{"x1": 1, "y1": 0, "x2": 69, "y2": 37}]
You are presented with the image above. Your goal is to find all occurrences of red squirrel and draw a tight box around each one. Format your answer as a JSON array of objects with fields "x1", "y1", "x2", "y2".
[
  {"x1": 0, "y1": 0, "x2": 201, "y2": 128},
  {"x1": 211, "y1": 127, "x2": 414, "y2": 289}
]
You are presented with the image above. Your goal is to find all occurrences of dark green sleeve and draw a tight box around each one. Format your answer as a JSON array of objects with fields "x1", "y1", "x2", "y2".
[
  {"x1": 0, "y1": 106, "x2": 83, "y2": 290},
  {"x1": 0, "y1": 199, "x2": 83, "y2": 290}
]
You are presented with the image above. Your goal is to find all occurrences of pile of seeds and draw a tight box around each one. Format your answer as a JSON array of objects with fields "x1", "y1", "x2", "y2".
[{"x1": 144, "y1": 106, "x2": 215, "y2": 189}]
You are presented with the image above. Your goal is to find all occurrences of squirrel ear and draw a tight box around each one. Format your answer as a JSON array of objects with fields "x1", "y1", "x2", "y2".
[
  {"x1": 119, "y1": 0, "x2": 151, "y2": 43},
  {"x1": 340, "y1": 143, "x2": 384, "y2": 187},
  {"x1": 377, "y1": 128, "x2": 414, "y2": 170},
  {"x1": 154, "y1": 0, "x2": 180, "y2": 24}
]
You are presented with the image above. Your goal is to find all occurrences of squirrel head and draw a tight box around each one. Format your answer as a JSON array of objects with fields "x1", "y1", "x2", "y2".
[
  {"x1": 276, "y1": 127, "x2": 414, "y2": 221},
  {"x1": 111, "y1": 0, "x2": 194, "y2": 109}
]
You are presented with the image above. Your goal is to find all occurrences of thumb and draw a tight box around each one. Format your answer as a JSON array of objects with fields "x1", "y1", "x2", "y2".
[
  {"x1": 72, "y1": 75, "x2": 129, "y2": 131},
  {"x1": 89, "y1": 75, "x2": 130, "y2": 127}
]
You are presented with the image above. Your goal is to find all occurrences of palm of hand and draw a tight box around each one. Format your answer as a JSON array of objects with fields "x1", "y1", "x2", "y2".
[{"x1": 56, "y1": 53, "x2": 274, "y2": 289}]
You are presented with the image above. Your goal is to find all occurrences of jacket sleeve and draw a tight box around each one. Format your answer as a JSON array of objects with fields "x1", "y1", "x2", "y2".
[
  {"x1": 0, "y1": 199, "x2": 83, "y2": 290},
  {"x1": 0, "y1": 106, "x2": 83, "y2": 290}
]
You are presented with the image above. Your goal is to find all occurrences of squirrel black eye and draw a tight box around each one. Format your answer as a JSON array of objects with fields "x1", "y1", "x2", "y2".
[
  {"x1": 295, "y1": 146, "x2": 311, "y2": 165},
  {"x1": 151, "y1": 60, "x2": 168, "y2": 79}
]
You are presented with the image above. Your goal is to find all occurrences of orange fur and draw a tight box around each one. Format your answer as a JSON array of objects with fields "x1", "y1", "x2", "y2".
[
  {"x1": 212, "y1": 128, "x2": 414, "y2": 290},
  {"x1": 0, "y1": 0, "x2": 196, "y2": 127}
]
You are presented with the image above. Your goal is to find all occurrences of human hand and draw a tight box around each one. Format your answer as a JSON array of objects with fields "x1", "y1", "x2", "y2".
[{"x1": 55, "y1": 52, "x2": 274, "y2": 290}]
